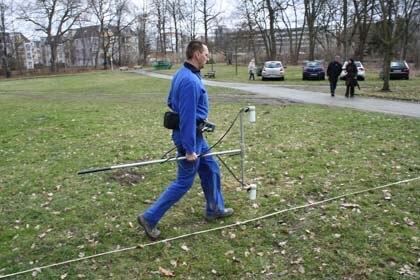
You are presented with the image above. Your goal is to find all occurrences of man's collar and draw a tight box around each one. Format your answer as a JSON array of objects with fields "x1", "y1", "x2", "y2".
[{"x1": 184, "y1": 61, "x2": 200, "y2": 73}]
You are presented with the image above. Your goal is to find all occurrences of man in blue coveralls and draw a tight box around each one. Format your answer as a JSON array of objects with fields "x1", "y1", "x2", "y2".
[{"x1": 137, "y1": 40, "x2": 234, "y2": 240}]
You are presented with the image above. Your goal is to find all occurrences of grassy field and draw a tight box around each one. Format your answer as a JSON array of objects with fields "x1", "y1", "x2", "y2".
[
  {"x1": 0, "y1": 72, "x2": 419, "y2": 279},
  {"x1": 154, "y1": 63, "x2": 420, "y2": 102}
]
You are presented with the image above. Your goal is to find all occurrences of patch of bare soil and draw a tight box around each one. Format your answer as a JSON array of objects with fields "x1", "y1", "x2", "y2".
[{"x1": 109, "y1": 170, "x2": 147, "y2": 186}]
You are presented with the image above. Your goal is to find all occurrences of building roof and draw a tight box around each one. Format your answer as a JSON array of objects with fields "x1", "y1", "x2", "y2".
[
  {"x1": 0, "y1": 32, "x2": 31, "y2": 43},
  {"x1": 72, "y1": 25, "x2": 100, "y2": 39}
]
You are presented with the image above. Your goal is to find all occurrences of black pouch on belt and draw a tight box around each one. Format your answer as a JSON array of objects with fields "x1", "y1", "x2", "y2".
[{"x1": 163, "y1": 111, "x2": 179, "y2": 129}]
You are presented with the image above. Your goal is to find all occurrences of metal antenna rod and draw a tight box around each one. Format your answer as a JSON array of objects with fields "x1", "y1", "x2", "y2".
[
  {"x1": 239, "y1": 109, "x2": 246, "y2": 188},
  {"x1": 78, "y1": 149, "x2": 241, "y2": 175}
]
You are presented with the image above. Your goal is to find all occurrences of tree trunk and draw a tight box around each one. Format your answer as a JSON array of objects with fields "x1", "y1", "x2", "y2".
[
  {"x1": 343, "y1": 0, "x2": 348, "y2": 59},
  {"x1": 50, "y1": 42, "x2": 57, "y2": 73},
  {"x1": 1, "y1": 4, "x2": 11, "y2": 77},
  {"x1": 244, "y1": 2, "x2": 257, "y2": 61},
  {"x1": 382, "y1": 49, "x2": 391, "y2": 91},
  {"x1": 380, "y1": 0, "x2": 398, "y2": 91},
  {"x1": 266, "y1": 0, "x2": 276, "y2": 60},
  {"x1": 203, "y1": 0, "x2": 208, "y2": 43}
]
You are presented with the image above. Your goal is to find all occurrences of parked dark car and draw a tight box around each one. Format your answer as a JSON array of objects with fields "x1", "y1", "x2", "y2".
[
  {"x1": 302, "y1": 61, "x2": 325, "y2": 80},
  {"x1": 380, "y1": 61, "x2": 410, "y2": 80}
]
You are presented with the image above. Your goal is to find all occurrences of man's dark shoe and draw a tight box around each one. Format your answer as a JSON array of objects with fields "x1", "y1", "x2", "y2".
[
  {"x1": 205, "y1": 208, "x2": 234, "y2": 222},
  {"x1": 137, "y1": 214, "x2": 160, "y2": 240}
]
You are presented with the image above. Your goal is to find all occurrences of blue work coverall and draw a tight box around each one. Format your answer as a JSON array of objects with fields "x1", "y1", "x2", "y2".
[{"x1": 143, "y1": 62, "x2": 226, "y2": 227}]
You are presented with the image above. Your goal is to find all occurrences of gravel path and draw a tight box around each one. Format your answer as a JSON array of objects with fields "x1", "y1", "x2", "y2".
[{"x1": 134, "y1": 70, "x2": 420, "y2": 118}]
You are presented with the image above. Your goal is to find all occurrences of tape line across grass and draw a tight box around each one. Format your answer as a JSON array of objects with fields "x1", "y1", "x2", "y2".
[{"x1": 1, "y1": 176, "x2": 419, "y2": 279}]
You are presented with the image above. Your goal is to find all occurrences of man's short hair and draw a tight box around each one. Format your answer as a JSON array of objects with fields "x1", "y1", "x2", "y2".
[{"x1": 186, "y1": 40, "x2": 205, "y2": 60}]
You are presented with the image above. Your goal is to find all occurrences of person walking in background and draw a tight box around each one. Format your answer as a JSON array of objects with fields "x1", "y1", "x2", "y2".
[
  {"x1": 326, "y1": 55, "x2": 342, "y2": 97},
  {"x1": 137, "y1": 40, "x2": 233, "y2": 240},
  {"x1": 345, "y1": 58, "x2": 358, "y2": 98},
  {"x1": 248, "y1": 59, "x2": 256, "y2": 80}
]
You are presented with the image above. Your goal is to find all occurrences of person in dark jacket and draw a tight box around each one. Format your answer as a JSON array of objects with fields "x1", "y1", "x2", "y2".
[
  {"x1": 345, "y1": 58, "x2": 358, "y2": 98},
  {"x1": 326, "y1": 55, "x2": 342, "y2": 97}
]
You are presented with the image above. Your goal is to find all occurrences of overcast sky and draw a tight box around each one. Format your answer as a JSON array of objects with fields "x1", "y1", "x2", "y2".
[{"x1": 7, "y1": 0, "x2": 236, "y2": 40}]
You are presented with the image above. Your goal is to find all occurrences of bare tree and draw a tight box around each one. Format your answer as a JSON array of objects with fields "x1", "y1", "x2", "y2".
[
  {"x1": 377, "y1": 0, "x2": 401, "y2": 91},
  {"x1": 278, "y1": 0, "x2": 306, "y2": 64},
  {"x1": 89, "y1": 0, "x2": 114, "y2": 69},
  {"x1": 135, "y1": 8, "x2": 149, "y2": 65},
  {"x1": 197, "y1": 0, "x2": 221, "y2": 44},
  {"x1": 398, "y1": 0, "x2": 420, "y2": 59},
  {"x1": 151, "y1": 0, "x2": 168, "y2": 56},
  {"x1": 213, "y1": 25, "x2": 232, "y2": 64},
  {"x1": 113, "y1": 0, "x2": 133, "y2": 66},
  {"x1": 352, "y1": 0, "x2": 376, "y2": 60},
  {"x1": 304, "y1": 0, "x2": 328, "y2": 60},
  {"x1": 184, "y1": 0, "x2": 198, "y2": 41},
  {"x1": 241, "y1": 0, "x2": 258, "y2": 62},
  {"x1": 246, "y1": 0, "x2": 277, "y2": 61},
  {"x1": 19, "y1": 0, "x2": 84, "y2": 72},
  {"x1": 167, "y1": 0, "x2": 186, "y2": 53},
  {"x1": 265, "y1": 0, "x2": 277, "y2": 60},
  {"x1": 0, "y1": 0, "x2": 11, "y2": 77}
]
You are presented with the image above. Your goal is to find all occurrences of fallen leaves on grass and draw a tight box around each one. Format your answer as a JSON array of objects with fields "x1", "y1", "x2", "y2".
[
  {"x1": 340, "y1": 203, "x2": 360, "y2": 209},
  {"x1": 291, "y1": 257, "x2": 304, "y2": 265},
  {"x1": 398, "y1": 264, "x2": 416, "y2": 276},
  {"x1": 158, "y1": 267, "x2": 175, "y2": 277},
  {"x1": 38, "y1": 228, "x2": 53, "y2": 239},
  {"x1": 382, "y1": 190, "x2": 392, "y2": 200},
  {"x1": 298, "y1": 266, "x2": 305, "y2": 274},
  {"x1": 403, "y1": 217, "x2": 415, "y2": 226},
  {"x1": 180, "y1": 244, "x2": 190, "y2": 252}
]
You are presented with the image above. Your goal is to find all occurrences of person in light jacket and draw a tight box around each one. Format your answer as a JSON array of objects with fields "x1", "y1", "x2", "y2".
[{"x1": 248, "y1": 59, "x2": 256, "y2": 80}]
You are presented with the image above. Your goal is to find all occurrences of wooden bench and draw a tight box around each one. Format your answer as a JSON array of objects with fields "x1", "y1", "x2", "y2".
[
  {"x1": 133, "y1": 65, "x2": 143, "y2": 70},
  {"x1": 204, "y1": 70, "x2": 216, "y2": 78},
  {"x1": 119, "y1": 66, "x2": 129, "y2": 71}
]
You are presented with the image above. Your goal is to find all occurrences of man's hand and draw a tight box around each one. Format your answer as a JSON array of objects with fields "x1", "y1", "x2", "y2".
[{"x1": 185, "y1": 152, "x2": 198, "y2": 161}]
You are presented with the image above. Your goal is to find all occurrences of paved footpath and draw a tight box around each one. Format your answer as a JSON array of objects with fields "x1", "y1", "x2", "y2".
[{"x1": 134, "y1": 70, "x2": 420, "y2": 119}]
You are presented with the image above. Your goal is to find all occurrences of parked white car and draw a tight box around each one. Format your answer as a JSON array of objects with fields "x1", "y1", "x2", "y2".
[
  {"x1": 262, "y1": 61, "x2": 285, "y2": 80},
  {"x1": 340, "y1": 61, "x2": 366, "y2": 81}
]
